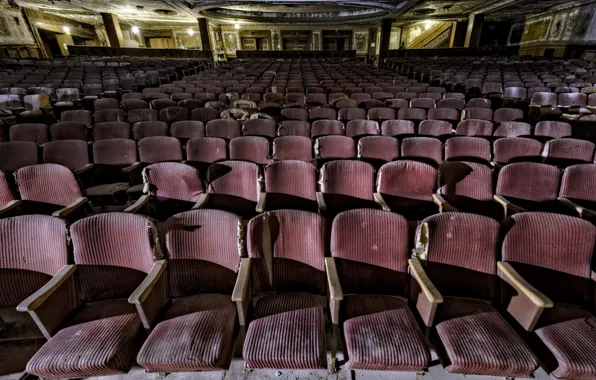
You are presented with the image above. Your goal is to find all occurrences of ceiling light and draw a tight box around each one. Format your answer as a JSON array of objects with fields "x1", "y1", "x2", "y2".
[
  {"x1": 62, "y1": 26, "x2": 70, "y2": 33},
  {"x1": 187, "y1": 28, "x2": 195, "y2": 36},
  {"x1": 131, "y1": 26, "x2": 140, "y2": 34},
  {"x1": 234, "y1": 23, "x2": 240, "y2": 30}
]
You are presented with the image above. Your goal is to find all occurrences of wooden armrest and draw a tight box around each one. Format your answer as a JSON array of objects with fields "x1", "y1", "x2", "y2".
[
  {"x1": 129, "y1": 260, "x2": 168, "y2": 330},
  {"x1": 232, "y1": 258, "x2": 251, "y2": 326},
  {"x1": 124, "y1": 194, "x2": 150, "y2": 214},
  {"x1": 122, "y1": 162, "x2": 142, "y2": 173},
  {"x1": 409, "y1": 259, "x2": 443, "y2": 304},
  {"x1": 74, "y1": 163, "x2": 94, "y2": 176},
  {"x1": 52, "y1": 197, "x2": 88, "y2": 218},
  {"x1": 432, "y1": 194, "x2": 458, "y2": 213},
  {"x1": 373, "y1": 192, "x2": 391, "y2": 211},
  {"x1": 490, "y1": 161, "x2": 503, "y2": 169},
  {"x1": 17, "y1": 265, "x2": 79, "y2": 339},
  {"x1": 493, "y1": 194, "x2": 527, "y2": 217},
  {"x1": 0, "y1": 199, "x2": 21, "y2": 217},
  {"x1": 191, "y1": 193, "x2": 209, "y2": 210},
  {"x1": 498, "y1": 261, "x2": 553, "y2": 331},
  {"x1": 256, "y1": 192, "x2": 267, "y2": 213},
  {"x1": 325, "y1": 258, "x2": 343, "y2": 325},
  {"x1": 316, "y1": 192, "x2": 326, "y2": 211},
  {"x1": 497, "y1": 262, "x2": 553, "y2": 308},
  {"x1": 558, "y1": 197, "x2": 596, "y2": 219}
]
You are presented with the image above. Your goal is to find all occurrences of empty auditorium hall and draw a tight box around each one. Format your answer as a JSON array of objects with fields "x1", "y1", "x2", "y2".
[{"x1": 3, "y1": 0, "x2": 596, "y2": 379}]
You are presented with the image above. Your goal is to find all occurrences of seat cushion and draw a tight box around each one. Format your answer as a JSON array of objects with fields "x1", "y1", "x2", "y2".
[
  {"x1": 535, "y1": 309, "x2": 596, "y2": 379},
  {"x1": 243, "y1": 294, "x2": 326, "y2": 369},
  {"x1": 436, "y1": 310, "x2": 538, "y2": 377},
  {"x1": 434, "y1": 297, "x2": 494, "y2": 324},
  {"x1": 26, "y1": 299, "x2": 145, "y2": 378},
  {"x1": 342, "y1": 295, "x2": 430, "y2": 371},
  {"x1": 126, "y1": 183, "x2": 144, "y2": 194},
  {"x1": 86, "y1": 182, "x2": 130, "y2": 197},
  {"x1": 137, "y1": 293, "x2": 237, "y2": 372}
]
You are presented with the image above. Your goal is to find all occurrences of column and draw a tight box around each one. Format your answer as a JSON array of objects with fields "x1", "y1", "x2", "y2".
[
  {"x1": 197, "y1": 18, "x2": 211, "y2": 51},
  {"x1": 101, "y1": 12, "x2": 124, "y2": 48},
  {"x1": 464, "y1": 13, "x2": 484, "y2": 48},
  {"x1": 451, "y1": 21, "x2": 468, "y2": 47},
  {"x1": 378, "y1": 18, "x2": 392, "y2": 64}
]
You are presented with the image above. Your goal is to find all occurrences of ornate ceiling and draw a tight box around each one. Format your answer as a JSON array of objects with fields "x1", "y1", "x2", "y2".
[{"x1": 13, "y1": 0, "x2": 593, "y2": 30}]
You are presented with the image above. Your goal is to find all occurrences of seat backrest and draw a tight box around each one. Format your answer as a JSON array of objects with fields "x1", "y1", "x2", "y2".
[
  {"x1": 9, "y1": 123, "x2": 48, "y2": 145},
  {"x1": 132, "y1": 120, "x2": 168, "y2": 140},
  {"x1": 186, "y1": 137, "x2": 227, "y2": 163},
  {"x1": 502, "y1": 212, "x2": 596, "y2": 305},
  {"x1": 170, "y1": 120, "x2": 205, "y2": 140},
  {"x1": 315, "y1": 135, "x2": 356, "y2": 160},
  {"x1": 427, "y1": 107, "x2": 459, "y2": 121},
  {"x1": 455, "y1": 119, "x2": 493, "y2": 136},
  {"x1": 280, "y1": 107, "x2": 307, "y2": 121},
  {"x1": 401, "y1": 137, "x2": 442, "y2": 165},
  {"x1": 493, "y1": 121, "x2": 531, "y2": 138},
  {"x1": 437, "y1": 98, "x2": 465, "y2": 110},
  {"x1": 0, "y1": 141, "x2": 38, "y2": 171},
  {"x1": 128, "y1": 108, "x2": 158, "y2": 124},
  {"x1": 530, "y1": 92, "x2": 557, "y2": 107},
  {"x1": 543, "y1": 138, "x2": 595, "y2": 163},
  {"x1": 163, "y1": 209, "x2": 243, "y2": 297},
  {"x1": 49, "y1": 121, "x2": 88, "y2": 141},
  {"x1": 367, "y1": 107, "x2": 395, "y2": 121},
  {"x1": 311, "y1": 119, "x2": 345, "y2": 138},
  {"x1": 62, "y1": 110, "x2": 92, "y2": 127},
  {"x1": 357, "y1": 136, "x2": 399, "y2": 163},
  {"x1": 338, "y1": 107, "x2": 366, "y2": 121},
  {"x1": 0, "y1": 215, "x2": 69, "y2": 308},
  {"x1": 93, "y1": 138, "x2": 137, "y2": 166},
  {"x1": 138, "y1": 136, "x2": 182, "y2": 163},
  {"x1": 272, "y1": 136, "x2": 312, "y2": 162},
  {"x1": 463, "y1": 107, "x2": 493, "y2": 121},
  {"x1": 444, "y1": 136, "x2": 491, "y2": 162},
  {"x1": 229, "y1": 136, "x2": 270, "y2": 165},
  {"x1": 560, "y1": 164, "x2": 596, "y2": 203},
  {"x1": 415, "y1": 212, "x2": 500, "y2": 300},
  {"x1": 398, "y1": 107, "x2": 426, "y2": 120},
  {"x1": 346, "y1": 120, "x2": 379, "y2": 137},
  {"x1": 319, "y1": 160, "x2": 374, "y2": 201},
  {"x1": 207, "y1": 160, "x2": 259, "y2": 202},
  {"x1": 493, "y1": 107, "x2": 524, "y2": 123},
  {"x1": 43, "y1": 140, "x2": 89, "y2": 170},
  {"x1": 493, "y1": 137, "x2": 543, "y2": 164},
  {"x1": 144, "y1": 162, "x2": 204, "y2": 202},
  {"x1": 558, "y1": 93, "x2": 587, "y2": 107},
  {"x1": 247, "y1": 210, "x2": 326, "y2": 295},
  {"x1": 496, "y1": 162, "x2": 561, "y2": 202},
  {"x1": 71, "y1": 213, "x2": 161, "y2": 303},
  {"x1": 419, "y1": 120, "x2": 452, "y2": 137},
  {"x1": 94, "y1": 98, "x2": 119, "y2": 111},
  {"x1": 534, "y1": 121, "x2": 572, "y2": 139},
  {"x1": 380, "y1": 119, "x2": 414, "y2": 137},
  {"x1": 16, "y1": 163, "x2": 83, "y2": 206},
  {"x1": 264, "y1": 160, "x2": 317, "y2": 202},
  {"x1": 159, "y1": 106, "x2": 189, "y2": 124},
  {"x1": 206, "y1": 119, "x2": 241, "y2": 140},
  {"x1": 377, "y1": 160, "x2": 436, "y2": 201},
  {"x1": 331, "y1": 209, "x2": 409, "y2": 296},
  {"x1": 242, "y1": 119, "x2": 276, "y2": 139},
  {"x1": 438, "y1": 161, "x2": 493, "y2": 202},
  {"x1": 278, "y1": 120, "x2": 310, "y2": 137}
]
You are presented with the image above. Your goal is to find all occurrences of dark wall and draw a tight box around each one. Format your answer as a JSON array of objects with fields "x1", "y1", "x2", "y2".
[{"x1": 481, "y1": 22, "x2": 512, "y2": 47}]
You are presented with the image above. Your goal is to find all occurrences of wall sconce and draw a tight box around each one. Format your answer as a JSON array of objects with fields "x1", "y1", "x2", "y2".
[
  {"x1": 62, "y1": 26, "x2": 70, "y2": 34},
  {"x1": 234, "y1": 23, "x2": 240, "y2": 30},
  {"x1": 131, "y1": 26, "x2": 140, "y2": 34},
  {"x1": 188, "y1": 28, "x2": 195, "y2": 36}
]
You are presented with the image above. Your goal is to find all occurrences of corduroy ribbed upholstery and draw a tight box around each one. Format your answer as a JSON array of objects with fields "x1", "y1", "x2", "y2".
[
  {"x1": 229, "y1": 136, "x2": 270, "y2": 165},
  {"x1": 493, "y1": 108, "x2": 524, "y2": 123},
  {"x1": 436, "y1": 311, "x2": 538, "y2": 377},
  {"x1": 315, "y1": 135, "x2": 356, "y2": 160},
  {"x1": 93, "y1": 138, "x2": 137, "y2": 165},
  {"x1": 380, "y1": 119, "x2": 415, "y2": 137},
  {"x1": 243, "y1": 119, "x2": 276, "y2": 139},
  {"x1": 277, "y1": 120, "x2": 310, "y2": 137},
  {"x1": 26, "y1": 299, "x2": 145, "y2": 378},
  {"x1": 346, "y1": 120, "x2": 379, "y2": 137},
  {"x1": 493, "y1": 121, "x2": 532, "y2": 138},
  {"x1": 243, "y1": 293, "x2": 327, "y2": 369},
  {"x1": 159, "y1": 106, "x2": 189, "y2": 124},
  {"x1": 132, "y1": 121, "x2": 168, "y2": 140},
  {"x1": 341, "y1": 295, "x2": 430, "y2": 371},
  {"x1": 186, "y1": 137, "x2": 227, "y2": 163},
  {"x1": 206, "y1": 119, "x2": 241, "y2": 140},
  {"x1": 170, "y1": 120, "x2": 205, "y2": 140},
  {"x1": 535, "y1": 121, "x2": 572, "y2": 139},
  {"x1": 496, "y1": 162, "x2": 561, "y2": 202},
  {"x1": 377, "y1": 160, "x2": 436, "y2": 202},
  {"x1": 94, "y1": 109, "x2": 126, "y2": 124},
  {"x1": 493, "y1": 137, "x2": 543, "y2": 164},
  {"x1": 463, "y1": 107, "x2": 492, "y2": 121},
  {"x1": 163, "y1": 209, "x2": 242, "y2": 297},
  {"x1": 438, "y1": 161, "x2": 493, "y2": 202},
  {"x1": 9, "y1": 123, "x2": 48, "y2": 145},
  {"x1": 427, "y1": 108, "x2": 459, "y2": 122},
  {"x1": 136, "y1": 210, "x2": 241, "y2": 372},
  {"x1": 264, "y1": 160, "x2": 317, "y2": 206},
  {"x1": 144, "y1": 163, "x2": 204, "y2": 202},
  {"x1": 502, "y1": 212, "x2": 595, "y2": 305},
  {"x1": 311, "y1": 119, "x2": 344, "y2": 138},
  {"x1": 50, "y1": 121, "x2": 88, "y2": 141},
  {"x1": 455, "y1": 119, "x2": 493, "y2": 136},
  {"x1": 16, "y1": 163, "x2": 83, "y2": 207},
  {"x1": 138, "y1": 136, "x2": 182, "y2": 163},
  {"x1": 0, "y1": 141, "x2": 38, "y2": 172},
  {"x1": 338, "y1": 107, "x2": 366, "y2": 122},
  {"x1": 207, "y1": 160, "x2": 259, "y2": 202},
  {"x1": 122, "y1": 99, "x2": 149, "y2": 112},
  {"x1": 398, "y1": 107, "x2": 426, "y2": 121},
  {"x1": 247, "y1": 210, "x2": 326, "y2": 295},
  {"x1": 93, "y1": 122, "x2": 131, "y2": 141},
  {"x1": 137, "y1": 294, "x2": 236, "y2": 372},
  {"x1": 319, "y1": 160, "x2": 375, "y2": 205},
  {"x1": 42, "y1": 140, "x2": 89, "y2": 171},
  {"x1": 128, "y1": 108, "x2": 158, "y2": 124},
  {"x1": 272, "y1": 136, "x2": 313, "y2": 162},
  {"x1": 419, "y1": 120, "x2": 452, "y2": 137},
  {"x1": 543, "y1": 138, "x2": 595, "y2": 163},
  {"x1": 560, "y1": 164, "x2": 596, "y2": 202},
  {"x1": 0, "y1": 215, "x2": 68, "y2": 308},
  {"x1": 444, "y1": 136, "x2": 491, "y2": 162},
  {"x1": 401, "y1": 137, "x2": 442, "y2": 165},
  {"x1": 94, "y1": 98, "x2": 119, "y2": 111},
  {"x1": 0, "y1": 171, "x2": 15, "y2": 206},
  {"x1": 357, "y1": 136, "x2": 399, "y2": 163},
  {"x1": 61, "y1": 110, "x2": 92, "y2": 126}
]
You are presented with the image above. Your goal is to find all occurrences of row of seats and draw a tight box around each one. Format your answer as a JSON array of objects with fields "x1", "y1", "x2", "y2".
[{"x1": 2, "y1": 209, "x2": 596, "y2": 378}]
